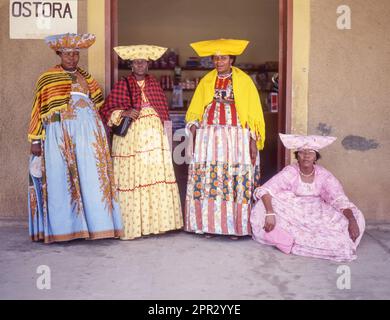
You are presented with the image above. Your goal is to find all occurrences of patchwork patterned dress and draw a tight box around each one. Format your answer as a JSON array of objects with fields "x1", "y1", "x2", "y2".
[
  {"x1": 185, "y1": 76, "x2": 260, "y2": 236},
  {"x1": 28, "y1": 75, "x2": 123, "y2": 243}
]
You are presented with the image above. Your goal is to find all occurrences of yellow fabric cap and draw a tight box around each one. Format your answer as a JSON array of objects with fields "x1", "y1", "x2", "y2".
[
  {"x1": 114, "y1": 45, "x2": 167, "y2": 61},
  {"x1": 190, "y1": 39, "x2": 249, "y2": 57}
]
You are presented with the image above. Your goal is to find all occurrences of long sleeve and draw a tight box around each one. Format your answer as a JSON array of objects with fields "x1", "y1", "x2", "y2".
[
  {"x1": 185, "y1": 70, "x2": 216, "y2": 123},
  {"x1": 321, "y1": 171, "x2": 356, "y2": 212},
  {"x1": 232, "y1": 67, "x2": 265, "y2": 150},
  {"x1": 28, "y1": 81, "x2": 44, "y2": 141},
  {"x1": 254, "y1": 165, "x2": 296, "y2": 200},
  {"x1": 99, "y1": 79, "x2": 130, "y2": 125}
]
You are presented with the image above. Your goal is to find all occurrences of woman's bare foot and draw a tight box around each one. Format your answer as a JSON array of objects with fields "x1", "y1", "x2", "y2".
[
  {"x1": 205, "y1": 234, "x2": 215, "y2": 239},
  {"x1": 230, "y1": 236, "x2": 239, "y2": 240}
]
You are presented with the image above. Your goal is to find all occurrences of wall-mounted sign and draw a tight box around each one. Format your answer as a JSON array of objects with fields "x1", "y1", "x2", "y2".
[{"x1": 9, "y1": 0, "x2": 78, "y2": 39}]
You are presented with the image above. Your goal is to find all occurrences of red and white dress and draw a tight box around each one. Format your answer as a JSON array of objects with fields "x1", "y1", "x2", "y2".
[{"x1": 185, "y1": 76, "x2": 260, "y2": 236}]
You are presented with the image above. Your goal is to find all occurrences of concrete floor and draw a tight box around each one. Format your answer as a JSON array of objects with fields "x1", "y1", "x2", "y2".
[{"x1": 0, "y1": 218, "x2": 389, "y2": 300}]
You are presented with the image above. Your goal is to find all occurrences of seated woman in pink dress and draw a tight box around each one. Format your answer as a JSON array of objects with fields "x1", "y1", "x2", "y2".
[{"x1": 250, "y1": 134, "x2": 365, "y2": 262}]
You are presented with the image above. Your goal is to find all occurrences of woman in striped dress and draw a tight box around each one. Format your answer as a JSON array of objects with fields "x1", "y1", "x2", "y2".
[{"x1": 185, "y1": 39, "x2": 266, "y2": 238}]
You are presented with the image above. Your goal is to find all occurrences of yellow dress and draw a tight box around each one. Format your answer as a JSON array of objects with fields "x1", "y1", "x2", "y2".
[{"x1": 111, "y1": 80, "x2": 183, "y2": 240}]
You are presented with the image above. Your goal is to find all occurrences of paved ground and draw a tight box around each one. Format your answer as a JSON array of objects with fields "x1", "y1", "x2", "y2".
[{"x1": 0, "y1": 218, "x2": 389, "y2": 300}]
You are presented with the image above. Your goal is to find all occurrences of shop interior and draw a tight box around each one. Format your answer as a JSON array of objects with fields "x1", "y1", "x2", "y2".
[{"x1": 115, "y1": 0, "x2": 281, "y2": 203}]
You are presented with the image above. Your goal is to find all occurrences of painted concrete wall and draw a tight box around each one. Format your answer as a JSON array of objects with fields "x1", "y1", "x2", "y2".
[
  {"x1": 0, "y1": 0, "x2": 88, "y2": 217},
  {"x1": 307, "y1": 0, "x2": 390, "y2": 222},
  {"x1": 291, "y1": 0, "x2": 310, "y2": 135},
  {"x1": 87, "y1": 0, "x2": 106, "y2": 91}
]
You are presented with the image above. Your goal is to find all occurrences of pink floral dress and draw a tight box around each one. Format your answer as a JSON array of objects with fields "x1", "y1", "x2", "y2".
[{"x1": 250, "y1": 164, "x2": 365, "y2": 261}]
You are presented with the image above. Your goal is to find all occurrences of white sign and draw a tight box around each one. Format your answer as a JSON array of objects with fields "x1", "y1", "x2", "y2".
[{"x1": 9, "y1": 0, "x2": 78, "y2": 39}]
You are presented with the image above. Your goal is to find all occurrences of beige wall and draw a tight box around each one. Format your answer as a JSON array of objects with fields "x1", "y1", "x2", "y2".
[
  {"x1": 307, "y1": 0, "x2": 390, "y2": 222},
  {"x1": 87, "y1": 0, "x2": 106, "y2": 91},
  {"x1": 118, "y1": 0, "x2": 279, "y2": 65},
  {"x1": 0, "y1": 0, "x2": 88, "y2": 217},
  {"x1": 291, "y1": 0, "x2": 310, "y2": 135}
]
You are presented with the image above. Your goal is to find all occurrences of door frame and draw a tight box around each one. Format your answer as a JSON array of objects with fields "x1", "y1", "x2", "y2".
[
  {"x1": 278, "y1": 0, "x2": 293, "y2": 169},
  {"x1": 104, "y1": 0, "x2": 118, "y2": 95},
  {"x1": 105, "y1": 0, "x2": 293, "y2": 170}
]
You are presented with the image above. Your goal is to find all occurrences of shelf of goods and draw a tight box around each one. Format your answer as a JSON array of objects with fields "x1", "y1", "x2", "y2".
[{"x1": 118, "y1": 60, "x2": 278, "y2": 114}]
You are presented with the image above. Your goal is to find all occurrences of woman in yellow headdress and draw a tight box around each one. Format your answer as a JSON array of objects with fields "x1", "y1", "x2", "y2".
[
  {"x1": 184, "y1": 39, "x2": 265, "y2": 238},
  {"x1": 100, "y1": 45, "x2": 183, "y2": 240}
]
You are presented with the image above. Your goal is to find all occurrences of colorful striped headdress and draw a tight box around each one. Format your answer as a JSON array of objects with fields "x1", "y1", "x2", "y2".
[{"x1": 45, "y1": 33, "x2": 96, "y2": 52}]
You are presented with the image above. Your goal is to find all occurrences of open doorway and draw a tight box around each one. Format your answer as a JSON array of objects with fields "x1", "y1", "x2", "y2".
[{"x1": 106, "y1": 0, "x2": 292, "y2": 199}]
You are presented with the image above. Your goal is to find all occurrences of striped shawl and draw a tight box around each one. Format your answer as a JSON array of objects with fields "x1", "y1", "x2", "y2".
[{"x1": 28, "y1": 65, "x2": 104, "y2": 141}]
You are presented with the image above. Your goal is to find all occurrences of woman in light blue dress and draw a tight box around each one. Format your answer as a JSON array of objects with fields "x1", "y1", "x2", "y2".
[{"x1": 28, "y1": 33, "x2": 123, "y2": 243}]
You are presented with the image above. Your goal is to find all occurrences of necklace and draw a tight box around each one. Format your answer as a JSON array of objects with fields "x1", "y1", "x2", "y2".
[
  {"x1": 217, "y1": 72, "x2": 232, "y2": 79},
  {"x1": 64, "y1": 69, "x2": 78, "y2": 83},
  {"x1": 64, "y1": 68, "x2": 77, "y2": 74},
  {"x1": 299, "y1": 167, "x2": 315, "y2": 177}
]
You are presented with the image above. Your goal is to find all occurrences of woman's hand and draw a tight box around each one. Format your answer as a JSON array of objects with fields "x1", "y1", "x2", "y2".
[
  {"x1": 122, "y1": 109, "x2": 139, "y2": 120},
  {"x1": 31, "y1": 142, "x2": 41, "y2": 156},
  {"x1": 250, "y1": 137, "x2": 257, "y2": 166},
  {"x1": 261, "y1": 194, "x2": 276, "y2": 232},
  {"x1": 343, "y1": 208, "x2": 360, "y2": 242},
  {"x1": 264, "y1": 215, "x2": 276, "y2": 233},
  {"x1": 348, "y1": 217, "x2": 360, "y2": 242}
]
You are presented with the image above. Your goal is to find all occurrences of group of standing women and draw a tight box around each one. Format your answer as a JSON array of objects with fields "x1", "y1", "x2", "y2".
[
  {"x1": 28, "y1": 34, "x2": 183, "y2": 242},
  {"x1": 28, "y1": 33, "x2": 365, "y2": 262}
]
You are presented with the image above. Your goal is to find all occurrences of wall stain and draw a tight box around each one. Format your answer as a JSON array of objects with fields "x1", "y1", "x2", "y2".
[
  {"x1": 316, "y1": 123, "x2": 332, "y2": 136},
  {"x1": 342, "y1": 135, "x2": 379, "y2": 151}
]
